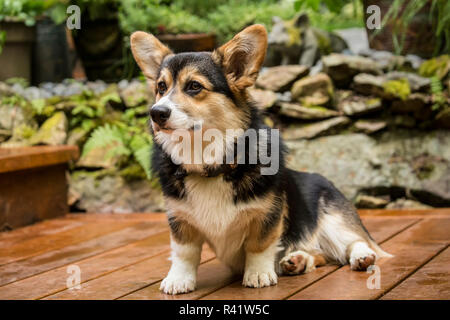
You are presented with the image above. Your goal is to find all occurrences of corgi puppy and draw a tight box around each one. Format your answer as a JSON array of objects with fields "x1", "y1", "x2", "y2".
[{"x1": 130, "y1": 25, "x2": 391, "y2": 295}]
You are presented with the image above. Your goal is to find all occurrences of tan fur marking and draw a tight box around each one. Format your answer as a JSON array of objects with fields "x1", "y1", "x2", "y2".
[
  {"x1": 169, "y1": 213, "x2": 204, "y2": 245},
  {"x1": 130, "y1": 31, "x2": 172, "y2": 81},
  {"x1": 213, "y1": 24, "x2": 268, "y2": 93}
]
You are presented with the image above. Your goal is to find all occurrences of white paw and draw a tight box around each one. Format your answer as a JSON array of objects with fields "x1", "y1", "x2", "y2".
[
  {"x1": 242, "y1": 269, "x2": 277, "y2": 288},
  {"x1": 160, "y1": 275, "x2": 196, "y2": 295},
  {"x1": 280, "y1": 250, "x2": 315, "y2": 275},
  {"x1": 349, "y1": 242, "x2": 377, "y2": 271}
]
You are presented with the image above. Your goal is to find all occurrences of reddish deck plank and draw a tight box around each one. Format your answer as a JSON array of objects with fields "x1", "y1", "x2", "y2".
[
  {"x1": 380, "y1": 246, "x2": 450, "y2": 300},
  {"x1": 0, "y1": 220, "x2": 167, "y2": 287},
  {"x1": 288, "y1": 218, "x2": 450, "y2": 300},
  {"x1": 122, "y1": 259, "x2": 238, "y2": 300},
  {"x1": 0, "y1": 210, "x2": 449, "y2": 300},
  {"x1": 0, "y1": 231, "x2": 171, "y2": 300},
  {"x1": 0, "y1": 220, "x2": 140, "y2": 266},
  {"x1": 200, "y1": 217, "x2": 417, "y2": 300},
  {"x1": 43, "y1": 245, "x2": 215, "y2": 300}
]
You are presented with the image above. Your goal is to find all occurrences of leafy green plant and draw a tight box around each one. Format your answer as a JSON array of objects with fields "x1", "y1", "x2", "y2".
[
  {"x1": 0, "y1": 0, "x2": 66, "y2": 25},
  {"x1": 82, "y1": 123, "x2": 153, "y2": 179},
  {"x1": 207, "y1": 0, "x2": 294, "y2": 43},
  {"x1": 378, "y1": 0, "x2": 450, "y2": 55},
  {"x1": 119, "y1": 0, "x2": 211, "y2": 35},
  {"x1": 430, "y1": 76, "x2": 447, "y2": 111}
]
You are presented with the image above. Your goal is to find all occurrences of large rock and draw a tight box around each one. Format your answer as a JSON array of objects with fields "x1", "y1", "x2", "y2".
[
  {"x1": 355, "y1": 195, "x2": 388, "y2": 209},
  {"x1": 256, "y1": 65, "x2": 309, "y2": 92},
  {"x1": 279, "y1": 102, "x2": 339, "y2": 120},
  {"x1": 322, "y1": 53, "x2": 381, "y2": 87},
  {"x1": 69, "y1": 172, "x2": 165, "y2": 213},
  {"x1": 286, "y1": 130, "x2": 450, "y2": 206},
  {"x1": 248, "y1": 87, "x2": 278, "y2": 109},
  {"x1": 291, "y1": 73, "x2": 334, "y2": 106},
  {"x1": 283, "y1": 116, "x2": 350, "y2": 140},
  {"x1": 354, "y1": 120, "x2": 387, "y2": 134},
  {"x1": 338, "y1": 94, "x2": 383, "y2": 116},
  {"x1": 386, "y1": 198, "x2": 432, "y2": 209},
  {"x1": 391, "y1": 93, "x2": 432, "y2": 120},
  {"x1": 360, "y1": 49, "x2": 423, "y2": 72},
  {"x1": 0, "y1": 98, "x2": 36, "y2": 147},
  {"x1": 352, "y1": 73, "x2": 387, "y2": 97},
  {"x1": 29, "y1": 112, "x2": 68, "y2": 145}
]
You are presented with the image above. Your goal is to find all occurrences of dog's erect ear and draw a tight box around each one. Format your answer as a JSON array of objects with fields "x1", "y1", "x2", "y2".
[
  {"x1": 212, "y1": 24, "x2": 267, "y2": 90},
  {"x1": 130, "y1": 31, "x2": 172, "y2": 81},
  {"x1": 294, "y1": 13, "x2": 310, "y2": 28}
]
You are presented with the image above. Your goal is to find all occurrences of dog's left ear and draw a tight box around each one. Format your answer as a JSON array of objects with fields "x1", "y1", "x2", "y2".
[
  {"x1": 212, "y1": 24, "x2": 267, "y2": 90},
  {"x1": 130, "y1": 31, "x2": 172, "y2": 81}
]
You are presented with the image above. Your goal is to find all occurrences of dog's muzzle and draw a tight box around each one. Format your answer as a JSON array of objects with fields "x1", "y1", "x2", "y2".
[{"x1": 150, "y1": 105, "x2": 171, "y2": 126}]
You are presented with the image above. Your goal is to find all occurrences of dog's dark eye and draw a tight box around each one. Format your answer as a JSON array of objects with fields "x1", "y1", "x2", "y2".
[
  {"x1": 185, "y1": 81, "x2": 203, "y2": 93},
  {"x1": 157, "y1": 81, "x2": 167, "y2": 95}
]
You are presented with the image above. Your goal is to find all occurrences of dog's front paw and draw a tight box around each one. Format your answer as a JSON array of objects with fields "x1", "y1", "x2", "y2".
[
  {"x1": 160, "y1": 275, "x2": 196, "y2": 295},
  {"x1": 242, "y1": 269, "x2": 277, "y2": 288}
]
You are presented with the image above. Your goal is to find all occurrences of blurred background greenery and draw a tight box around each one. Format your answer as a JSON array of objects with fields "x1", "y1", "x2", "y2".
[{"x1": 0, "y1": 0, "x2": 449, "y2": 213}]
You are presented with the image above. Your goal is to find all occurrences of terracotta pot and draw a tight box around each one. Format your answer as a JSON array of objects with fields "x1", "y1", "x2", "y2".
[
  {"x1": 363, "y1": 0, "x2": 438, "y2": 58},
  {"x1": 156, "y1": 33, "x2": 216, "y2": 53},
  {"x1": 0, "y1": 21, "x2": 35, "y2": 82}
]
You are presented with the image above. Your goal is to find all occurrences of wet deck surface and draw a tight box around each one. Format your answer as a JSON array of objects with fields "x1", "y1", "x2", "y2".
[{"x1": 0, "y1": 209, "x2": 448, "y2": 300}]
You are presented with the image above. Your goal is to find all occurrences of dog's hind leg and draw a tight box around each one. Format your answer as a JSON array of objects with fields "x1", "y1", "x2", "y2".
[
  {"x1": 279, "y1": 250, "x2": 327, "y2": 275},
  {"x1": 347, "y1": 241, "x2": 377, "y2": 271}
]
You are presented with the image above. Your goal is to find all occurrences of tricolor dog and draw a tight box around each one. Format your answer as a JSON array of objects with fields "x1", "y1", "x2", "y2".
[{"x1": 130, "y1": 25, "x2": 391, "y2": 295}]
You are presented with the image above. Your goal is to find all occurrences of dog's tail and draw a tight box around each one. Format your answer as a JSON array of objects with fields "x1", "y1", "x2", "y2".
[{"x1": 370, "y1": 240, "x2": 394, "y2": 259}]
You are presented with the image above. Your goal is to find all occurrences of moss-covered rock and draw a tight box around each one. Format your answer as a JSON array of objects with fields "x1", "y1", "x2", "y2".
[
  {"x1": 29, "y1": 111, "x2": 68, "y2": 145},
  {"x1": 291, "y1": 73, "x2": 334, "y2": 107},
  {"x1": 279, "y1": 102, "x2": 339, "y2": 120},
  {"x1": 67, "y1": 127, "x2": 90, "y2": 147},
  {"x1": 338, "y1": 94, "x2": 382, "y2": 116},
  {"x1": 419, "y1": 54, "x2": 450, "y2": 80},
  {"x1": 382, "y1": 78, "x2": 411, "y2": 100}
]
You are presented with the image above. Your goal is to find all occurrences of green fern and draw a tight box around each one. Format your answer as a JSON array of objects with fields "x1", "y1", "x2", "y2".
[
  {"x1": 130, "y1": 134, "x2": 153, "y2": 179},
  {"x1": 82, "y1": 124, "x2": 131, "y2": 160},
  {"x1": 82, "y1": 123, "x2": 153, "y2": 179},
  {"x1": 430, "y1": 76, "x2": 446, "y2": 111}
]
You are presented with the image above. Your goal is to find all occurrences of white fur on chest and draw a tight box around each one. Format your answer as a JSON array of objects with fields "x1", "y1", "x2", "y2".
[
  {"x1": 175, "y1": 175, "x2": 239, "y2": 237},
  {"x1": 166, "y1": 175, "x2": 265, "y2": 270}
]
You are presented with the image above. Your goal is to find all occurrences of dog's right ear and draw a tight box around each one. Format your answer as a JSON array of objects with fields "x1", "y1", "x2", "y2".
[{"x1": 130, "y1": 31, "x2": 172, "y2": 81}]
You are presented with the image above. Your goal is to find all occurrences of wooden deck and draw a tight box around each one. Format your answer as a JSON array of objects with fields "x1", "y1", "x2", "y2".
[{"x1": 0, "y1": 209, "x2": 448, "y2": 300}]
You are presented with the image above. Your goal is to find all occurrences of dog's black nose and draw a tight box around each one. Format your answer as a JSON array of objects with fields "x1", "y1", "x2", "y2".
[{"x1": 150, "y1": 105, "x2": 171, "y2": 126}]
